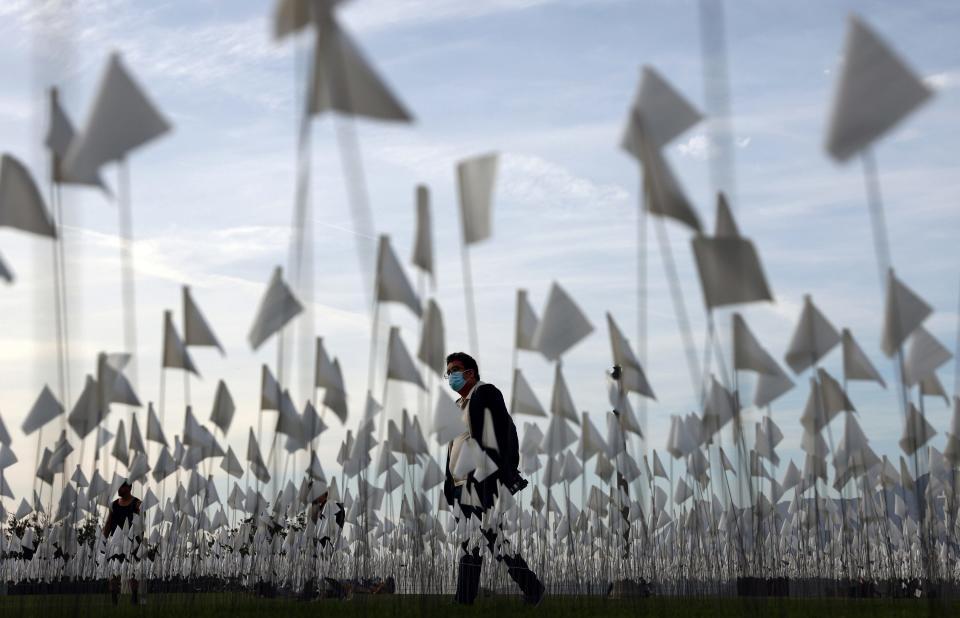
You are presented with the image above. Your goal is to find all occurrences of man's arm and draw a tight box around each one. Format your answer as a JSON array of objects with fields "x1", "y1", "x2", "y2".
[
  {"x1": 473, "y1": 385, "x2": 516, "y2": 469},
  {"x1": 488, "y1": 386, "x2": 520, "y2": 471},
  {"x1": 442, "y1": 445, "x2": 455, "y2": 506},
  {"x1": 102, "y1": 512, "x2": 113, "y2": 538}
]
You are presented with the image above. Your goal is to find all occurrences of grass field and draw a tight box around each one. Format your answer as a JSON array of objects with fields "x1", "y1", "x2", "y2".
[{"x1": 1, "y1": 594, "x2": 958, "y2": 618}]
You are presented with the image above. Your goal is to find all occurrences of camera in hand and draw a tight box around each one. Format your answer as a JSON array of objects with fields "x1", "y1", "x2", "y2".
[{"x1": 501, "y1": 469, "x2": 528, "y2": 495}]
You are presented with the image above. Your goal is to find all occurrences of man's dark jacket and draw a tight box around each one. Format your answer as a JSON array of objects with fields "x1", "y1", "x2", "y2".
[{"x1": 443, "y1": 383, "x2": 520, "y2": 510}]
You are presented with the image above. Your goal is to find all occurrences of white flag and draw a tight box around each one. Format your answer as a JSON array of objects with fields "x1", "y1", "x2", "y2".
[
  {"x1": 62, "y1": 53, "x2": 171, "y2": 181},
  {"x1": 248, "y1": 266, "x2": 303, "y2": 350},
  {"x1": 826, "y1": 16, "x2": 932, "y2": 162},
  {"x1": 456, "y1": 153, "x2": 498, "y2": 245},
  {"x1": 0, "y1": 154, "x2": 57, "y2": 238}
]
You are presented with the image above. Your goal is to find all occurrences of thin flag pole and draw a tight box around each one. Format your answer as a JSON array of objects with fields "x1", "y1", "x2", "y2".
[{"x1": 460, "y1": 243, "x2": 480, "y2": 357}]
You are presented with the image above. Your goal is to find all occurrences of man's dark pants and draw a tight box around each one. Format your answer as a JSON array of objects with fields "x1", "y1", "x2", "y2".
[{"x1": 453, "y1": 485, "x2": 543, "y2": 604}]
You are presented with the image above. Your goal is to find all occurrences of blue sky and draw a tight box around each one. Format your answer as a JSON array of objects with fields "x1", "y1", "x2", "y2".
[{"x1": 0, "y1": 0, "x2": 958, "y2": 504}]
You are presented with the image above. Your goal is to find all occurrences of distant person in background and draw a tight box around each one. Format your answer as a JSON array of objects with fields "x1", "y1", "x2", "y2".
[
  {"x1": 442, "y1": 351, "x2": 544, "y2": 606},
  {"x1": 103, "y1": 480, "x2": 142, "y2": 605}
]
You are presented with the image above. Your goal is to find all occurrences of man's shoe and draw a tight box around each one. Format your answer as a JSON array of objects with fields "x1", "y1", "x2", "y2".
[{"x1": 524, "y1": 584, "x2": 545, "y2": 607}]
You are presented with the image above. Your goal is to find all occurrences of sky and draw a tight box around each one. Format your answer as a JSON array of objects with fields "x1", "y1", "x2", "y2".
[{"x1": 0, "y1": 0, "x2": 959, "y2": 508}]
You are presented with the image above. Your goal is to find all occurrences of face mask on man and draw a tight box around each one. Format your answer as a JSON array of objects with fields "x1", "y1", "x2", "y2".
[{"x1": 448, "y1": 371, "x2": 467, "y2": 391}]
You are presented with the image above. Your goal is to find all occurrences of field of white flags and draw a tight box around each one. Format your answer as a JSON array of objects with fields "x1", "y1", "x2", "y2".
[{"x1": 1, "y1": 1, "x2": 959, "y2": 613}]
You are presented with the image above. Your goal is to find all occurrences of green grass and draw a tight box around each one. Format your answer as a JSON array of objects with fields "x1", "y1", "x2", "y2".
[{"x1": 0, "y1": 593, "x2": 957, "y2": 618}]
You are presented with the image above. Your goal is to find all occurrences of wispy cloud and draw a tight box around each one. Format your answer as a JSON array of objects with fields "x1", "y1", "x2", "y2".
[
  {"x1": 0, "y1": 94, "x2": 29, "y2": 121},
  {"x1": 340, "y1": 0, "x2": 564, "y2": 33},
  {"x1": 499, "y1": 153, "x2": 629, "y2": 211},
  {"x1": 924, "y1": 69, "x2": 960, "y2": 90},
  {"x1": 675, "y1": 132, "x2": 752, "y2": 161}
]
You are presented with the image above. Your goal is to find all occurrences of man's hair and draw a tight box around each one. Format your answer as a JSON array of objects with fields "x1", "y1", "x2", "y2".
[{"x1": 446, "y1": 352, "x2": 480, "y2": 380}]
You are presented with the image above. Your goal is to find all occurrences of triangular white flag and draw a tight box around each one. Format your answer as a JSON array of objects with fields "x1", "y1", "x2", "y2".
[
  {"x1": 692, "y1": 234, "x2": 771, "y2": 309},
  {"x1": 577, "y1": 412, "x2": 608, "y2": 462},
  {"x1": 307, "y1": 8, "x2": 413, "y2": 122},
  {"x1": 99, "y1": 353, "x2": 141, "y2": 407},
  {"x1": 145, "y1": 402, "x2": 168, "y2": 447},
  {"x1": 549, "y1": 364, "x2": 580, "y2": 426},
  {"x1": 714, "y1": 193, "x2": 740, "y2": 237},
  {"x1": 430, "y1": 393, "x2": 465, "y2": 445},
  {"x1": 532, "y1": 282, "x2": 594, "y2": 361},
  {"x1": 754, "y1": 371, "x2": 794, "y2": 409},
  {"x1": 276, "y1": 390, "x2": 306, "y2": 444},
  {"x1": 541, "y1": 414, "x2": 577, "y2": 456},
  {"x1": 903, "y1": 326, "x2": 951, "y2": 387},
  {"x1": 248, "y1": 266, "x2": 303, "y2": 350},
  {"x1": 375, "y1": 235, "x2": 422, "y2": 317},
  {"x1": 22, "y1": 385, "x2": 64, "y2": 436},
  {"x1": 151, "y1": 448, "x2": 177, "y2": 483},
  {"x1": 0, "y1": 154, "x2": 57, "y2": 238},
  {"x1": 784, "y1": 295, "x2": 840, "y2": 374},
  {"x1": 386, "y1": 326, "x2": 425, "y2": 390},
  {"x1": 127, "y1": 451, "x2": 150, "y2": 482},
  {"x1": 621, "y1": 67, "x2": 705, "y2": 231},
  {"x1": 261, "y1": 364, "x2": 281, "y2": 411},
  {"x1": 322, "y1": 358, "x2": 349, "y2": 423},
  {"x1": 881, "y1": 269, "x2": 931, "y2": 357},
  {"x1": 417, "y1": 299, "x2": 446, "y2": 377},
  {"x1": 733, "y1": 313, "x2": 783, "y2": 376},
  {"x1": 162, "y1": 310, "x2": 198, "y2": 375},
  {"x1": 920, "y1": 371, "x2": 948, "y2": 405},
  {"x1": 66, "y1": 375, "x2": 104, "y2": 439},
  {"x1": 209, "y1": 380, "x2": 236, "y2": 433},
  {"x1": 899, "y1": 403, "x2": 936, "y2": 456},
  {"x1": 452, "y1": 438, "x2": 481, "y2": 480},
  {"x1": 421, "y1": 458, "x2": 444, "y2": 491},
  {"x1": 182, "y1": 406, "x2": 214, "y2": 449},
  {"x1": 45, "y1": 89, "x2": 109, "y2": 190},
  {"x1": 220, "y1": 446, "x2": 244, "y2": 479},
  {"x1": 314, "y1": 337, "x2": 338, "y2": 390},
  {"x1": 652, "y1": 451, "x2": 668, "y2": 479},
  {"x1": 62, "y1": 53, "x2": 171, "y2": 180},
  {"x1": 606, "y1": 312, "x2": 655, "y2": 399},
  {"x1": 183, "y1": 285, "x2": 223, "y2": 352},
  {"x1": 621, "y1": 65, "x2": 702, "y2": 152},
  {"x1": 112, "y1": 420, "x2": 129, "y2": 465},
  {"x1": 0, "y1": 444, "x2": 17, "y2": 470},
  {"x1": 302, "y1": 400, "x2": 327, "y2": 443},
  {"x1": 510, "y1": 369, "x2": 547, "y2": 418},
  {"x1": 128, "y1": 414, "x2": 146, "y2": 454},
  {"x1": 826, "y1": 15, "x2": 933, "y2": 162},
  {"x1": 637, "y1": 133, "x2": 702, "y2": 232},
  {"x1": 841, "y1": 328, "x2": 885, "y2": 387}
]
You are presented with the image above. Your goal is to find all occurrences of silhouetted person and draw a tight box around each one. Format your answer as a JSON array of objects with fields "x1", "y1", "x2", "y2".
[
  {"x1": 103, "y1": 480, "x2": 141, "y2": 605},
  {"x1": 442, "y1": 352, "x2": 544, "y2": 606}
]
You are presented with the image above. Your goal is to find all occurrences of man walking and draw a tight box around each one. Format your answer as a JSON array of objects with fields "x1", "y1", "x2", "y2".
[{"x1": 442, "y1": 352, "x2": 544, "y2": 606}]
